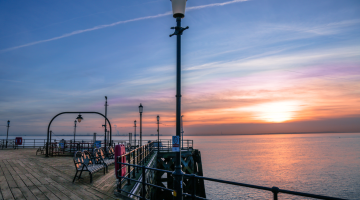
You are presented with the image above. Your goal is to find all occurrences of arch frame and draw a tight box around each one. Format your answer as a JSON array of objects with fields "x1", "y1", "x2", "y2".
[{"x1": 46, "y1": 112, "x2": 112, "y2": 157}]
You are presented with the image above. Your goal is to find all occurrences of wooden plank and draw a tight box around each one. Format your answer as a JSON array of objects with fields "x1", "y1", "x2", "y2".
[
  {"x1": 10, "y1": 188, "x2": 26, "y2": 200},
  {"x1": 27, "y1": 186, "x2": 48, "y2": 200},
  {"x1": 43, "y1": 184, "x2": 71, "y2": 200},
  {"x1": 18, "y1": 186, "x2": 37, "y2": 200},
  {"x1": 0, "y1": 178, "x2": 14, "y2": 200},
  {"x1": 18, "y1": 174, "x2": 34, "y2": 187},
  {"x1": 24, "y1": 174, "x2": 42, "y2": 186},
  {"x1": 37, "y1": 185, "x2": 60, "y2": 200},
  {"x1": 49, "y1": 183, "x2": 83, "y2": 200}
]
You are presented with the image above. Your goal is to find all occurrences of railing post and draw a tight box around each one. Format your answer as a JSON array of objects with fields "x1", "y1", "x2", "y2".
[
  {"x1": 34, "y1": 139, "x2": 35, "y2": 148},
  {"x1": 142, "y1": 166, "x2": 146, "y2": 200},
  {"x1": 127, "y1": 154, "x2": 131, "y2": 185},
  {"x1": 133, "y1": 151, "x2": 136, "y2": 178},
  {"x1": 272, "y1": 187, "x2": 279, "y2": 200},
  {"x1": 136, "y1": 148, "x2": 140, "y2": 173},
  {"x1": 192, "y1": 174, "x2": 196, "y2": 200}
]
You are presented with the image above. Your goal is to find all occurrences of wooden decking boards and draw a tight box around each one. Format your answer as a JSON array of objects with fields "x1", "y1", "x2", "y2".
[{"x1": 0, "y1": 149, "x2": 119, "y2": 200}]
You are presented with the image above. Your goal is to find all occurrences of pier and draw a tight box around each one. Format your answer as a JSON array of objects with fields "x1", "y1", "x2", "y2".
[{"x1": 0, "y1": 148, "x2": 117, "y2": 200}]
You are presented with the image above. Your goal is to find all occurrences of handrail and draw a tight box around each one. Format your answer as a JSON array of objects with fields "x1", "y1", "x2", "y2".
[{"x1": 116, "y1": 148, "x2": 346, "y2": 200}]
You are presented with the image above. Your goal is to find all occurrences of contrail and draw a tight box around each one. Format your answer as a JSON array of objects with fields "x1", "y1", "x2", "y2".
[{"x1": 0, "y1": 0, "x2": 248, "y2": 53}]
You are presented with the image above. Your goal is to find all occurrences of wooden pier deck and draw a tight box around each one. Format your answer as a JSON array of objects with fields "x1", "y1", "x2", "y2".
[{"x1": 0, "y1": 149, "x2": 119, "y2": 200}]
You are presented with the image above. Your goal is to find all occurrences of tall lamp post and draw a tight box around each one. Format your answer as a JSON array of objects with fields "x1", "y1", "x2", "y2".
[
  {"x1": 6, "y1": 120, "x2": 10, "y2": 148},
  {"x1": 170, "y1": 0, "x2": 188, "y2": 199},
  {"x1": 139, "y1": 104, "x2": 143, "y2": 147},
  {"x1": 73, "y1": 120, "x2": 77, "y2": 143},
  {"x1": 157, "y1": 115, "x2": 160, "y2": 152},
  {"x1": 134, "y1": 120, "x2": 137, "y2": 147}
]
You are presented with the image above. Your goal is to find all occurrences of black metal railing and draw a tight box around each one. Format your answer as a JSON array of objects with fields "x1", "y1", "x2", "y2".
[
  {"x1": 157, "y1": 139, "x2": 193, "y2": 151},
  {"x1": 116, "y1": 147, "x2": 346, "y2": 200},
  {"x1": 117, "y1": 142, "x2": 155, "y2": 188}
]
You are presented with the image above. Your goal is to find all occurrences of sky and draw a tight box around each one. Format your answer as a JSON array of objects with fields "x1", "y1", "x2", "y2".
[{"x1": 0, "y1": 0, "x2": 359, "y2": 137}]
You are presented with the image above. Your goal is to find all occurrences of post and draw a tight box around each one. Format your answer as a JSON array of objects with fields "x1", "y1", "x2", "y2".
[
  {"x1": 132, "y1": 151, "x2": 136, "y2": 178},
  {"x1": 272, "y1": 187, "x2": 279, "y2": 200},
  {"x1": 129, "y1": 133, "x2": 132, "y2": 148},
  {"x1": 127, "y1": 154, "x2": 131, "y2": 185},
  {"x1": 74, "y1": 120, "x2": 77, "y2": 143},
  {"x1": 157, "y1": 115, "x2": 160, "y2": 152},
  {"x1": 134, "y1": 120, "x2": 137, "y2": 147},
  {"x1": 173, "y1": 17, "x2": 185, "y2": 200},
  {"x1": 142, "y1": 166, "x2": 146, "y2": 200},
  {"x1": 5, "y1": 120, "x2": 10, "y2": 148},
  {"x1": 140, "y1": 112, "x2": 142, "y2": 147},
  {"x1": 192, "y1": 174, "x2": 196, "y2": 200},
  {"x1": 104, "y1": 96, "x2": 108, "y2": 151}
]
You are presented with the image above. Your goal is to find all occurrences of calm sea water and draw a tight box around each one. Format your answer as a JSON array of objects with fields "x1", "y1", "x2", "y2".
[{"x1": 5, "y1": 133, "x2": 360, "y2": 199}]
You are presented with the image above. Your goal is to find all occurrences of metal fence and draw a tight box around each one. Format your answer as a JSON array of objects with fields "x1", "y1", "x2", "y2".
[{"x1": 116, "y1": 146, "x2": 345, "y2": 200}]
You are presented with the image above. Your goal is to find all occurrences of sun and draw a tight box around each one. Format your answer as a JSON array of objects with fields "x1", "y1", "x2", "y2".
[{"x1": 240, "y1": 101, "x2": 302, "y2": 123}]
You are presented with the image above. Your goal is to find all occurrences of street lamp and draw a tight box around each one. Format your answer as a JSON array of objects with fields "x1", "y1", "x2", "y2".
[
  {"x1": 134, "y1": 120, "x2": 137, "y2": 147},
  {"x1": 139, "y1": 104, "x2": 143, "y2": 147},
  {"x1": 76, "y1": 114, "x2": 83, "y2": 123},
  {"x1": 6, "y1": 120, "x2": 10, "y2": 148},
  {"x1": 157, "y1": 115, "x2": 160, "y2": 152},
  {"x1": 104, "y1": 96, "x2": 108, "y2": 150},
  {"x1": 73, "y1": 120, "x2": 77, "y2": 143},
  {"x1": 170, "y1": 0, "x2": 188, "y2": 199}
]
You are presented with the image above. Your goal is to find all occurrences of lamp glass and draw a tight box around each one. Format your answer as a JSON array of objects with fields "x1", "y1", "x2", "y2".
[
  {"x1": 139, "y1": 104, "x2": 143, "y2": 113},
  {"x1": 171, "y1": 0, "x2": 187, "y2": 18},
  {"x1": 157, "y1": 115, "x2": 160, "y2": 121},
  {"x1": 76, "y1": 114, "x2": 83, "y2": 123},
  {"x1": 7, "y1": 120, "x2": 10, "y2": 126}
]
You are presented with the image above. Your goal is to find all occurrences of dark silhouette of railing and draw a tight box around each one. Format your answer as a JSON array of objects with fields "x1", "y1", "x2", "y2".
[{"x1": 116, "y1": 143, "x2": 346, "y2": 200}]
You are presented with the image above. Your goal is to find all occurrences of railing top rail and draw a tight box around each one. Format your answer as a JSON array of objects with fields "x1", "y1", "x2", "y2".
[{"x1": 117, "y1": 160, "x2": 346, "y2": 200}]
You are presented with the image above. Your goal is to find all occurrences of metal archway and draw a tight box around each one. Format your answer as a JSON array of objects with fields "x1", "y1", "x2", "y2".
[{"x1": 46, "y1": 112, "x2": 112, "y2": 157}]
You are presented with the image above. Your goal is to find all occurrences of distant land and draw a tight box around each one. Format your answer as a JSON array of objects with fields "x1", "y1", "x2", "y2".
[{"x1": 4, "y1": 132, "x2": 360, "y2": 137}]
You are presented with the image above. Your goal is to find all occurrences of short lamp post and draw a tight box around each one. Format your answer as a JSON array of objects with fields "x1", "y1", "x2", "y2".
[
  {"x1": 73, "y1": 120, "x2": 77, "y2": 143},
  {"x1": 6, "y1": 120, "x2": 10, "y2": 148},
  {"x1": 170, "y1": 0, "x2": 188, "y2": 199},
  {"x1": 139, "y1": 104, "x2": 143, "y2": 147},
  {"x1": 157, "y1": 115, "x2": 160, "y2": 152}
]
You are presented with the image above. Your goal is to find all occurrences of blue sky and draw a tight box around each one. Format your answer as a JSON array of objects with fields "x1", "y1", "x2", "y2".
[{"x1": 0, "y1": 0, "x2": 359, "y2": 136}]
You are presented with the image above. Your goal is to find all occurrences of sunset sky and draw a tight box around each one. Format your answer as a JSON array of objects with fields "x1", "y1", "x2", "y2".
[{"x1": 0, "y1": 0, "x2": 359, "y2": 136}]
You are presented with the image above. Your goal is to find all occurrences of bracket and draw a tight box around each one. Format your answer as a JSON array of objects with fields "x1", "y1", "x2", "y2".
[{"x1": 169, "y1": 26, "x2": 189, "y2": 37}]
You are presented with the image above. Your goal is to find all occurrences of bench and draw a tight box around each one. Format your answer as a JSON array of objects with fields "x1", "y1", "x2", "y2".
[
  {"x1": 73, "y1": 151, "x2": 105, "y2": 183},
  {"x1": 36, "y1": 145, "x2": 45, "y2": 155},
  {"x1": 94, "y1": 148, "x2": 115, "y2": 172}
]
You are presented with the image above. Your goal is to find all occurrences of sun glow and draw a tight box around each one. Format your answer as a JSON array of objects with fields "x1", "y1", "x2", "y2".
[{"x1": 239, "y1": 101, "x2": 302, "y2": 122}]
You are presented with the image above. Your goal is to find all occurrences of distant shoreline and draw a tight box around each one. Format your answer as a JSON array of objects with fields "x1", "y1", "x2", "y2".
[{"x1": 2, "y1": 132, "x2": 359, "y2": 137}]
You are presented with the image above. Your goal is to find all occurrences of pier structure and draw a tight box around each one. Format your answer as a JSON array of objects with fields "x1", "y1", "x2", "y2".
[{"x1": 115, "y1": 139, "x2": 206, "y2": 200}]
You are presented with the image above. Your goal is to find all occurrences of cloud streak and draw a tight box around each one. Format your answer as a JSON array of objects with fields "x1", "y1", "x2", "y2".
[{"x1": 0, "y1": 0, "x2": 248, "y2": 53}]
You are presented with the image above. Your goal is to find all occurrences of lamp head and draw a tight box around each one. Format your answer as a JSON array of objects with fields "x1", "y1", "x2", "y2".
[
  {"x1": 7, "y1": 120, "x2": 10, "y2": 126},
  {"x1": 139, "y1": 103, "x2": 143, "y2": 113},
  {"x1": 134, "y1": 120, "x2": 137, "y2": 125},
  {"x1": 171, "y1": 0, "x2": 187, "y2": 18},
  {"x1": 74, "y1": 120, "x2": 77, "y2": 124},
  {"x1": 157, "y1": 115, "x2": 160, "y2": 121},
  {"x1": 76, "y1": 114, "x2": 83, "y2": 123}
]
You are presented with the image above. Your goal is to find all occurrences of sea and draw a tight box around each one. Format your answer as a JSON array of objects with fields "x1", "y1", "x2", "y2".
[{"x1": 3, "y1": 133, "x2": 359, "y2": 199}]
